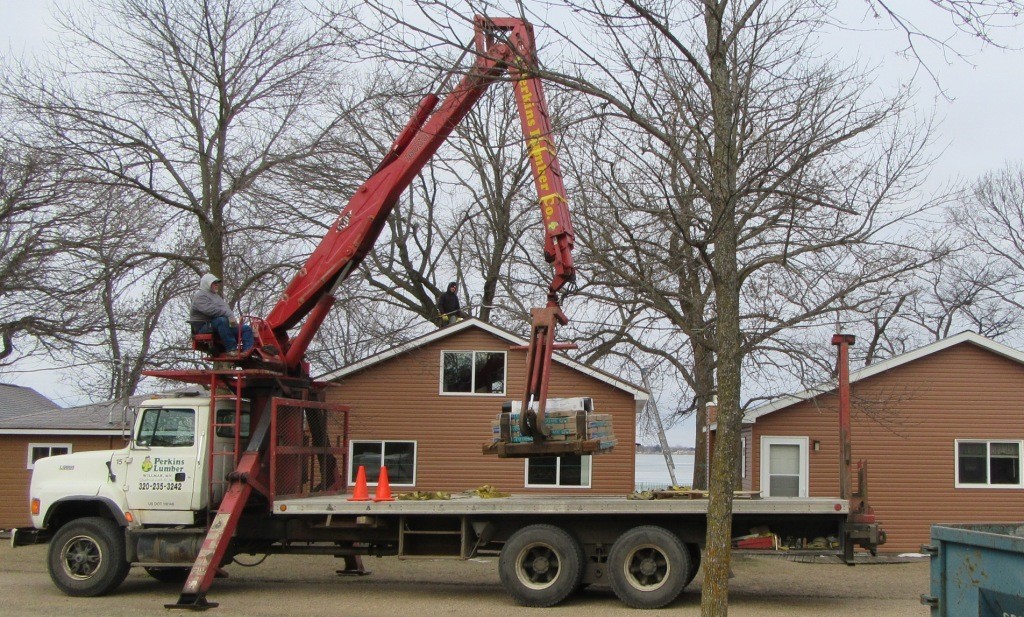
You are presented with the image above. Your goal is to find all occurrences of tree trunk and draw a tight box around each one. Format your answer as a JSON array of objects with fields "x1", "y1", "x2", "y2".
[
  {"x1": 701, "y1": 2, "x2": 741, "y2": 614},
  {"x1": 691, "y1": 341, "x2": 715, "y2": 490}
]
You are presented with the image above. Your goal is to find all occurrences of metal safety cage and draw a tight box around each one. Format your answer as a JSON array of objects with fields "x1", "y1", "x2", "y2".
[{"x1": 269, "y1": 398, "x2": 350, "y2": 500}]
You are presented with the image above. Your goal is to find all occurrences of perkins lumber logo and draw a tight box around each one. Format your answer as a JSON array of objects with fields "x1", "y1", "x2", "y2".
[{"x1": 141, "y1": 456, "x2": 153, "y2": 472}]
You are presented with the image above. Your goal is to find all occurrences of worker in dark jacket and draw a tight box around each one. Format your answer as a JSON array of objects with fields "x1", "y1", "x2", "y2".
[
  {"x1": 436, "y1": 281, "x2": 467, "y2": 326},
  {"x1": 190, "y1": 273, "x2": 255, "y2": 354}
]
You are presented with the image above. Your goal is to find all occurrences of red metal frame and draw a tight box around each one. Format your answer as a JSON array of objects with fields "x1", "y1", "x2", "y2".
[{"x1": 268, "y1": 398, "x2": 349, "y2": 499}]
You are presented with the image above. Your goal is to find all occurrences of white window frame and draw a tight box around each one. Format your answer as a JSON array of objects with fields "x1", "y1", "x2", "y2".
[
  {"x1": 438, "y1": 350, "x2": 507, "y2": 396},
  {"x1": 524, "y1": 455, "x2": 593, "y2": 489},
  {"x1": 759, "y1": 436, "x2": 809, "y2": 497},
  {"x1": 348, "y1": 440, "x2": 417, "y2": 487},
  {"x1": 954, "y1": 439, "x2": 1024, "y2": 489},
  {"x1": 27, "y1": 443, "x2": 73, "y2": 469}
]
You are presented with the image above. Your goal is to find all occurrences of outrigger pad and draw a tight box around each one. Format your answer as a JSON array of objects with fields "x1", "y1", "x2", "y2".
[{"x1": 165, "y1": 594, "x2": 219, "y2": 611}]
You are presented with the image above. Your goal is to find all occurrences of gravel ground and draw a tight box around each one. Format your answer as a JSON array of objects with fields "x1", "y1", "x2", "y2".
[{"x1": 0, "y1": 541, "x2": 931, "y2": 616}]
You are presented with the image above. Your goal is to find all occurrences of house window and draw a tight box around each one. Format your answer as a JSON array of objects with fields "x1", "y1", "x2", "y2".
[
  {"x1": 440, "y1": 350, "x2": 506, "y2": 395},
  {"x1": 525, "y1": 455, "x2": 592, "y2": 488},
  {"x1": 135, "y1": 407, "x2": 195, "y2": 447},
  {"x1": 955, "y1": 440, "x2": 1023, "y2": 488},
  {"x1": 27, "y1": 443, "x2": 72, "y2": 469},
  {"x1": 760, "y1": 437, "x2": 808, "y2": 497},
  {"x1": 349, "y1": 440, "x2": 416, "y2": 486}
]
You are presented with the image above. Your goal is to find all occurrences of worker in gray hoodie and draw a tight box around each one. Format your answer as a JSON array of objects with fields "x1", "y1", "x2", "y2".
[{"x1": 189, "y1": 273, "x2": 255, "y2": 354}]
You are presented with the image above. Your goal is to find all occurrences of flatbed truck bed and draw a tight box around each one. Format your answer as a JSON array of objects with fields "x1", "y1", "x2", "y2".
[{"x1": 274, "y1": 493, "x2": 851, "y2": 516}]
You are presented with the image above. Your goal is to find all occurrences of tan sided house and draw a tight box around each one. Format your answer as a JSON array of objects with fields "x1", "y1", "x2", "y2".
[
  {"x1": 319, "y1": 318, "x2": 646, "y2": 495},
  {"x1": 725, "y1": 332, "x2": 1024, "y2": 553},
  {"x1": 0, "y1": 387, "x2": 132, "y2": 529}
]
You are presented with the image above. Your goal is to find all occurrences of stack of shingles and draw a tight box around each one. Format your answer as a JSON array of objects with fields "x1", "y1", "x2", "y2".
[{"x1": 491, "y1": 397, "x2": 617, "y2": 450}]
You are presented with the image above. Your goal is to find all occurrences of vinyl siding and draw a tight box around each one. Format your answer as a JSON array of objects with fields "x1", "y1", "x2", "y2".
[
  {"x1": 751, "y1": 342, "x2": 1024, "y2": 553},
  {"x1": 325, "y1": 328, "x2": 637, "y2": 495},
  {"x1": 0, "y1": 435, "x2": 126, "y2": 528}
]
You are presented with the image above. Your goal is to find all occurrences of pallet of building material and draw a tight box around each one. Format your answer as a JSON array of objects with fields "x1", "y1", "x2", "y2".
[{"x1": 484, "y1": 403, "x2": 617, "y2": 457}]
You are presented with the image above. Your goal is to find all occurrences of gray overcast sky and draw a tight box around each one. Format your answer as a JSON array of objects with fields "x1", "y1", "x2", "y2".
[{"x1": 1, "y1": 1, "x2": 1022, "y2": 441}]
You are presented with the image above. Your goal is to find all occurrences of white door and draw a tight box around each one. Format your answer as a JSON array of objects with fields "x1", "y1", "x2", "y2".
[
  {"x1": 123, "y1": 406, "x2": 200, "y2": 515},
  {"x1": 760, "y1": 437, "x2": 808, "y2": 497}
]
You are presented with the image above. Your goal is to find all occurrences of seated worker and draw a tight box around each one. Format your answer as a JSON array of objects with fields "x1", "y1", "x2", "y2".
[
  {"x1": 436, "y1": 281, "x2": 468, "y2": 326},
  {"x1": 189, "y1": 273, "x2": 255, "y2": 354}
]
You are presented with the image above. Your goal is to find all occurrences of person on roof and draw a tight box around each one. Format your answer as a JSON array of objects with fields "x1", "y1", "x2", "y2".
[
  {"x1": 436, "y1": 281, "x2": 468, "y2": 326},
  {"x1": 189, "y1": 273, "x2": 255, "y2": 354}
]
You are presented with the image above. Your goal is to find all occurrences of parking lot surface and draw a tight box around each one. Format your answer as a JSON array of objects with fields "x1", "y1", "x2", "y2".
[{"x1": 1, "y1": 541, "x2": 930, "y2": 616}]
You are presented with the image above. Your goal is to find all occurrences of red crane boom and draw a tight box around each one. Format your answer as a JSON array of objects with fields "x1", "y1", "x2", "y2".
[{"x1": 162, "y1": 16, "x2": 581, "y2": 454}]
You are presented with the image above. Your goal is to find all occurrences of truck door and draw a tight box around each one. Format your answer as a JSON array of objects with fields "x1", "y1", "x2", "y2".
[
  {"x1": 205, "y1": 404, "x2": 251, "y2": 507},
  {"x1": 123, "y1": 406, "x2": 200, "y2": 522}
]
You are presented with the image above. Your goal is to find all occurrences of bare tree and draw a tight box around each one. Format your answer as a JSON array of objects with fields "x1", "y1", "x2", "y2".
[
  {"x1": 0, "y1": 142, "x2": 99, "y2": 366},
  {"x1": 409, "y1": 1, "x2": 932, "y2": 613},
  {"x1": 3, "y1": 0, "x2": 357, "y2": 292},
  {"x1": 0, "y1": 0, "x2": 376, "y2": 396},
  {"x1": 59, "y1": 187, "x2": 194, "y2": 400},
  {"x1": 951, "y1": 163, "x2": 1024, "y2": 324}
]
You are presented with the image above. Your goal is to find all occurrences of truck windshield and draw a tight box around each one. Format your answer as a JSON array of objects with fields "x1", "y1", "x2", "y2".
[{"x1": 136, "y1": 408, "x2": 196, "y2": 447}]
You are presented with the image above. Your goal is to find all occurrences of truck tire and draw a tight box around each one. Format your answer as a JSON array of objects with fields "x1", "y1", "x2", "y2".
[
  {"x1": 47, "y1": 517, "x2": 130, "y2": 597},
  {"x1": 685, "y1": 543, "x2": 701, "y2": 586},
  {"x1": 144, "y1": 567, "x2": 191, "y2": 583},
  {"x1": 498, "y1": 524, "x2": 584, "y2": 607},
  {"x1": 608, "y1": 526, "x2": 690, "y2": 609}
]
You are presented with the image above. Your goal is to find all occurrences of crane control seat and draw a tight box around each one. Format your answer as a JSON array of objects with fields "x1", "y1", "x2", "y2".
[{"x1": 188, "y1": 320, "x2": 221, "y2": 354}]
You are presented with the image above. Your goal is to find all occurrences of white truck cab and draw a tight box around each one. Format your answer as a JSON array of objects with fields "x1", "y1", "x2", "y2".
[{"x1": 19, "y1": 393, "x2": 249, "y2": 596}]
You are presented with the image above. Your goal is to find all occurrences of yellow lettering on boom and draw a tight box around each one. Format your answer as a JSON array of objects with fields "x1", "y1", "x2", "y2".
[{"x1": 519, "y1": 80, "x2": 536, "y2": 127}]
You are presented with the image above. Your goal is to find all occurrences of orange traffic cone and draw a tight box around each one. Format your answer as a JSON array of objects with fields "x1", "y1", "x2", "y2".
[
  {"x1": 348, "y1": 465, "x2": 370, "y2": 501},
  {"x1": 373, "y1": 466, "x2": 394, "y2": 502}
]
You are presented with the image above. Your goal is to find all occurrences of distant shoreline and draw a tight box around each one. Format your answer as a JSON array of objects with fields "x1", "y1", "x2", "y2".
[{"x1": 635, "y1": 445, "x2": 696, "y2": 455}]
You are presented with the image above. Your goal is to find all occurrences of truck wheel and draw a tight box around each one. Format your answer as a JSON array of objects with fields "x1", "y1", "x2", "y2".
[
  {"x1": 608, "y1": 526, "x2": 689, "y2": 609},
  {"x1": 498, "y1": 524, "x2": 583, "y2": 607},
  {"x1": 47, "y1": 517, "x2": 130, "y2": 597},
  {"x1": 685, "y1": 543, "x2": 701, "y2": 586},
  {"x1": 144, "y1": 567, "x2": 191, "y2": 583}
]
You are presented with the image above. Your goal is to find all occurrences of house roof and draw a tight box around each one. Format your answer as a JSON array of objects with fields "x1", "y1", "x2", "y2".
[
  {"x1": 317, "y1": 318, "x2": 649, "y2": 404},
  {"x1": 742, "y1": 331, "x2": 1024, "y2": 424},
  {"x1": 0, "y1": 392, "x2": 157, "y2": 435},
  {"x1": 0, "y1": 383, "x2": 61, "y2": 420}
]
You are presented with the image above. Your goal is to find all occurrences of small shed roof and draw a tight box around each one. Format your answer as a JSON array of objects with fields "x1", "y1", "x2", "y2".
[
  {"x1": 0, "y1": 392, "x2": 169, "y2": 435},
  {"x1": 318, "y1": 318, "x2": 649, "y2": 404},
  {"x1": 0, "y1": 383, "x2": 60, "y2": 420},
  {"x1": 742, "y1": 331, "x2": 1024, "y2": 424}
]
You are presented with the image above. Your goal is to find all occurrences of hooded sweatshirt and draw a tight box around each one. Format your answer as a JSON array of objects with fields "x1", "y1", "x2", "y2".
[{"x1": 190, "y1": 273, "x2": 234, "y2": 323}]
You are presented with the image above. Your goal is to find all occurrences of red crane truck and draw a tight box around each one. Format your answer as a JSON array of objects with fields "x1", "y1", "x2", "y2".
[{"x1": 13, "y1": 16, "x2": 885, "y2": 611}]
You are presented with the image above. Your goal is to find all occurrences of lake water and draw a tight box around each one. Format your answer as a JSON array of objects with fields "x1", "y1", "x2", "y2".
[{"x1": 635, "y1": 453, "x2": 695, "y2": 490}]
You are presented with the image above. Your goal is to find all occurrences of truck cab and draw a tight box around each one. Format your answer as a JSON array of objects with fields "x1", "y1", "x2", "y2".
[{"x1": 19, "y1": 393, "x2": 248, "y2": 596}]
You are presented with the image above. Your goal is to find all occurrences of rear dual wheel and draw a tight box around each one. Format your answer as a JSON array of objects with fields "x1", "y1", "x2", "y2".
[
  {"x1": 498, "y1": 524, "x2": 584, "y2": 607},
  {"x1": 608, "y1": 526, "x2": 691, "y2": 609}
]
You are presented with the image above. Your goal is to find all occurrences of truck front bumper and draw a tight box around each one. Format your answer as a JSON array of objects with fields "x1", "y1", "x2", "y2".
[{"x1": 10, "y1": 527, "x2": 44, "y2": 547}]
